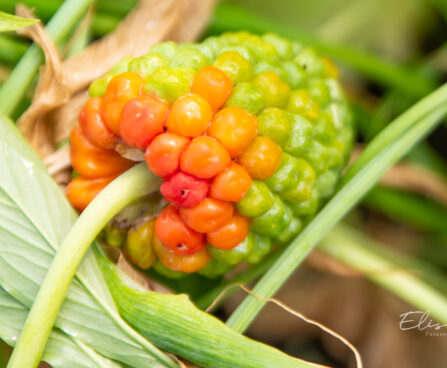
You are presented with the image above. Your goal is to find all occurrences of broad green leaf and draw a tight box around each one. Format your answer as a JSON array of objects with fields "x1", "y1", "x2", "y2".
[
  {"x1": 0, "y1": 114, "x2": 174, "y2": 367},
  {"x1": 0, "y1": 11, "x2": 39, "y2": 32},
  {"x1": 0, "y1": 287, "x2": 122, "y2": 368}
]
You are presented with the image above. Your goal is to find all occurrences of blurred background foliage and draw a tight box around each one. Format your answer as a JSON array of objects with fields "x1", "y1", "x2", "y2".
[{"x1": 1, "y1": 0, "x2": 447, "y2": 367}]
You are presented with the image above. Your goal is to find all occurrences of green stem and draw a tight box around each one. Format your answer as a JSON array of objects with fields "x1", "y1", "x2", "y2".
[
  {"x1": 319, "y1": 224, "x2": 447, "y2": 324},
  {"x1": 226, "y1": 87, "x2": 447, "y2": 333},
  {"x1": 0, "y1": 0, "x2": 94, "y2": 117},
  {"x1": 0, "y1": 35, "x2": 28, "y2": 66},
  {"x1": 342, "y1": 83, "x2": 447, "y2": 185},
  {"x1": 209, "y1": 2, "x2": 436, "y2": 98},
  {"x1": 7, "y1": 163, "x2": 163, "y2": 368}
]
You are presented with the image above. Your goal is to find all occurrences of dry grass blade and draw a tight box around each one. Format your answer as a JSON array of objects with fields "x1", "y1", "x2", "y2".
[{"x1": 17, "y1": 0, "x2": 217, "y2": 159}]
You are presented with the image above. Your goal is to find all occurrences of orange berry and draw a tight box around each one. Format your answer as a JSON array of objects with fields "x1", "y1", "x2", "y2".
[
  {"x1": 153, "y1": 233, "x2": 210, "y2": 273},
  {"x1": 144, "y1": 132, "x2": 190, "y2": 178},
  {"x1": 179, "y1": 198, "x2": 233, "y2": 233},
  {"x1": 191, "y1": 66, "x2": 233, "y2": 111},
  {"x1": 208, "y1": 107, "x2": 257, "y2": 158},
  {"x1": 119, "y1": 95, "x2": 170, "y2": 149},
  {"x1": 79, "y1": 97, "x2": 117, "y2": 149},
  {"x1": 103, "y1": 72, "x2": 144, "y2": 134},
  {"x1": 66, "y1": 175, "x2": 116, "y2": 211},
  {"x1": 206, "y1": 214, "x2": 249, "y2": 250},
  {"x1": 154, "y1": 205, "x2": 206, "y2": 256},
  {"x1": 70, "y1": 126, "x2": 134, "y2": 178},
  {"x1": 166, "y1": 94, "x2": 212, "y2": 137},
  {"x1": 210, "y1": 162, "x2": 251, "y2": 202},
  {"x1": 238, "y1": 136, "x2": 282, "y2": 180},
  {"x1": 180, "y1": 136, "x2": 231, "y2": 179}
]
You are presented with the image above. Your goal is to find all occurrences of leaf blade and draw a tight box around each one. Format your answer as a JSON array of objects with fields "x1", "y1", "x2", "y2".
[{"x1": 0, "y1": 11, "x2": 39, "y2": 32}]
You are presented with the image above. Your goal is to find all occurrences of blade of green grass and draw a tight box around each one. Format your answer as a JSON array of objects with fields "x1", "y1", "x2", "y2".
[
  {"x1": 226, "y1": 85, "x2": 447, "y2": 333},
  {"x1": 319, "y1": 224, "x2": 447, "y2": 324},
  {"x1": 0, "y1": 11, "x2": 39, "y2": 32},
  {"x1": 0, "y1": 0, "x2": 94, "y2": 117}
]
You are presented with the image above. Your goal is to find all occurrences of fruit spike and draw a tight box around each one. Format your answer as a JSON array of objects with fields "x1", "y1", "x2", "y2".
[{"x1": 68, "y1": 31, "x2": 353, "y2": 277}]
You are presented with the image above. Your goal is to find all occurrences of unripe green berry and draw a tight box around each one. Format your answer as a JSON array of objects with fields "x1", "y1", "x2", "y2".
[
  {"x1": 265, "y1": 153, "x2": 300, "y2": 193},
  {"x1": 245, "y1": 234, "x2": 272, "y2": 264},
  {"x1": 170, "y1": 47, "x2": 209, "y2": 70},
  {"x1": 287, "y1": 189, "x2": 319, "y2": 218},
  {"x1": 149, "y1": 41, "x2": 177, "y2": 59},
  {"x1": 250, "y1": 195, "x2": 291, "y2": 238},
  {"x1": 207, "y1": 233, "x2": 255, "y2": 265},
  {"x1": 144, "y1": 66, "x2": 195, "y2": 102},
  {"x1": 198, "y1": 258, "x2": 232, "y2": 278},
  {"x1": 88, "y1": 74, "x2": 112, "y2": 97},
  {"x1": 262, "y1": 33, "x2": 293, "y2": 59},
  {"x1": 253, "y1": 71, "x2": 290, "y2": 108},
  {"x1": 225, "y1": 82, "x2": 263, "y2": 114},
  {"x1": 125, "y1": 220, "x2": 157, "y2": 269},
  {"x1": 308, "y1": 78, "x2": 330, "y2": 107},
  {"x1": 280, "y1": 159, "x2": 315, "y2": 203},
  {"x1": 283, "y1": 114, "x2": 312, "y2": 156},
  {"x1": 282, "y1": 61, "x2": 306, "y2": 89},
  {"x1": 277, "y1": 217, "x2": 302, "y2": 244},
  {"x1": 303, "y1": 140, "x2": 329, "y2": 174},
  {"x1": 316, "y1": 169, "x2": 339, "y2": 199},
  {"x1": 213, "y1": 51, "x2": 253, "y2": 84},
  {"x1": 286, "y1": 89, "x2": 320, "y2": 120},
  {"x1": 294, "y1": 48, "x2": 324, "y2": 77},
  {"x1": 237, "y1": 180, "x2": 274, "y2": 218},
  {"x1": 129, "y1": 53, "x2": 168, "y2": 77},
  {"x1": 257, "y1": 107, "x2": 292, "y2": 146}
]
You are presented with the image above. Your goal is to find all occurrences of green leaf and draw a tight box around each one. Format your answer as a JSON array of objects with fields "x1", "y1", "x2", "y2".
[
  {"x1": 0, "y1": 114, "x2": 174, "y2": 367},
  {"x1": 0, "y1": 287, "x2": 122, "y2": 368},
  {"x1": 0, "y1": 11, "x2": 39, "y2": 32}
]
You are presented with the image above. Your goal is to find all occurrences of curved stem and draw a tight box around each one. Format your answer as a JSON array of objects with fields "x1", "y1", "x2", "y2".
[
  {"x1": 7, "y1": 163, "x2": 162, "y2": 368},
  {"x1": 226, "y1": 87, "x2": 447, "y2": 333}
]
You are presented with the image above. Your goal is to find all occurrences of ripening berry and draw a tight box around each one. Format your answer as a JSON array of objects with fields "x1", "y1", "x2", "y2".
[
  {"x1": 153, "y1": 233, "x2": 210, "y2": 273},
  {"x1": 206, "y1": 214, "x2": 249, "y2": 250},
  {"x1": 154, "y1": 205, "x2": 206, "y2": 256},
  {"x1": 191, "y1": 65, "x2": 233, "y2": 111},
  {"x1": 119, "y1": 95, "x2": 169, "y2": 149},
  {"x1": 166, "y1": 94, "x2": 212, "y2": 137},
  {"x1": 144, "y1": 132, "x2": 190, "y2": 178},
  {"x1": 103, "y1": 72, "x2": 145, "y2": 134},
  {"x1": 210, "y1": 162, "x2": 251, "y2": 202},
  {"x1": 66, "y1": 175, "x2": 116, "y2": 211},
  {"x1": 207, "y1": 107, "x2": 257, "y2": 158},
  {"x1": 237, "y1": 136, "x2": 282, "y2": 180},
  {"x1": 160, "y1": 172, "x2": 209, "y2": 208},
  {"x1": 180, "y1": 136, "x2": 231, "y2": 179},
  {"x1": 70, "y1": 126, "x2": 134, "y2": 178},
  {"x1": 79, "y1": 97, "x2": 117, "y2": 149},
  {"x1": 179, "y1": 198, "x2": 233, "y2": 233}
]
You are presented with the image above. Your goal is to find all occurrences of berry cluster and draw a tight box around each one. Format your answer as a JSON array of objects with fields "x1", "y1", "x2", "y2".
[{"x1": 67, "y1": 32, "x2": 352, "y2": 278}]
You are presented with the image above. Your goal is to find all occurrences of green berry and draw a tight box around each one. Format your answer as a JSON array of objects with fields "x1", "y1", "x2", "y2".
[
  {"x1": 262, "y1": 33, "x2": 293, "y2": 59},
  {"x1": 286, "y1": 89, "x2": 320, "y2": 120},
  {"x1": 236, "y1": 180, "x2": 274, "y2": 218},
  {"x1": 294, "y1": 48, "x2": 324, "y2": 77},
  {"x1": 287, "y1": 189, "x2": 319, "y2": 218},
  {"x1": 213, "y1": 51, "x2": 253, "y2": 84},
  {"x1": 250, "y1": 195, "x2": 291, "y2": 238},
  {"x1": 207, "y1": 233, "x2": 255, "y2": 265},
  {"x1": 280, "y1": 159, "x2": 315, "y2": 203},
  {"x1": 245, "y1": 234, "x2": 272, "y2": 264},
  {"x1": 277, "y1": 217, "x2": 302, "y2": 244},
  {"x1": 225, "y1": 82, "x2": 263, "y2": 114},
  {"x1": 198, "y1": 258, "x2": 232, "y2": 278},
  {"x1": 283, "y1": 113, "x2": 312, "y2": 156},
  {"x1": 170, "y1": 47, "x2": 209, "y2": 70},
  {"x1": 129, "y1": 53, "x2": 168, "y2": 77},
  {"x1": 265, "y1": 153, "x2": 300, "y2": 193},
  {"x1": 124, "y1": 220, "x2": 157, "y2": 269},
  {"x1": 144, "y1": 66, "x2": 195, "y2": 102},
  {"x1": 308, "y1": 78, "x2": 330, "y2": 107},
  {"x1": 282, "y1": 61, "x2": 306, "y2": 89},
  {"x1": 257, "y1": 107, "x2": 292, "y2": 146},
  {"x1": 253, "y1": 71, "x2": 290, "y2": 108},
  {"x1": 88, "y1": 74, "x2": 112, "y2": 97},
  {"x1": 103, "y1": 221, "x2": 126, "y2": 248},
  {"x1": 316, "y1": 169, "x2": 339, "y2": 199},
  {"x1": 149, "y1": 41, "x2": 177, "y2": 59}
]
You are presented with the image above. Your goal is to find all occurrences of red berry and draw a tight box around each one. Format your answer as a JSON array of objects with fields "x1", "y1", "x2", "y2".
[
  {"x1": 155, "y1": 205, "x2": 206, "y2": 256},
  {"x1": 161, "y1": 172, "x2": 209, "y2": 208},
  {"x1": 119, "y1": 95, "x2": 169, "y2": 149}
]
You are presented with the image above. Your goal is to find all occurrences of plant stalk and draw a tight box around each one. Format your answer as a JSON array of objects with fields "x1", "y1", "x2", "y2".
[
  {"x1": 226, "y1": 87, "x2": 447, "y2": 333},
  {"x1": 7, "y1": 163, "x2": 162, "y2": 368}
]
